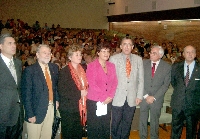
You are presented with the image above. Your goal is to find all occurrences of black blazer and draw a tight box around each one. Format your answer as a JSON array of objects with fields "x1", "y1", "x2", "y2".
[
  {"x1": 0, "y1": 56, "x2": 23, "y2": 126},
  {"x1": 171, "y1": 61, "x2": 200, "y2": 116},
  {"x1": 58, "y1": 65, "x2": 82, "y2": 113},
  {"x1": 21, "y1": 61, "x2": 59, "y2": 124}
]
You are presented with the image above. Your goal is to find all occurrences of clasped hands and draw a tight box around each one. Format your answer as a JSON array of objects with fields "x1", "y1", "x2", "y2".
[{"x1": 145, "y1": 96, "x2": 155, "y2": 104}]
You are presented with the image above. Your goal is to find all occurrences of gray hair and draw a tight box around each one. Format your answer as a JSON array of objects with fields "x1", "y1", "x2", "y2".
[
  {"x1": 152, "y1": 45, "x2": 164, "y2": 57},
  {"x1": 36, "y1": 44, "x2": 50, "y2": 53},
  {"x1": 0, "y1": 33, "x2": 13, "y2": 44}
]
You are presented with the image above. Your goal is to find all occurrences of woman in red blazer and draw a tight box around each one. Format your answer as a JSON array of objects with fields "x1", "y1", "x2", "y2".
[{"x1": 86, "y1": 45, "x2": 118, "y2": 139}]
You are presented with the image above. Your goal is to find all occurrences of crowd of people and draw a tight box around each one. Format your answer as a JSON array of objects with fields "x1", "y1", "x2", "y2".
[{"x1": 0, "y1": 18, "x2": 200, "y2": 139}]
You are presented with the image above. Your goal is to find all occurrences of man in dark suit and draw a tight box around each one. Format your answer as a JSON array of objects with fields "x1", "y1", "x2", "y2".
[
  {"x1": 0, "y1": 33, "x2": 24, "y2": 139},
  {"x1": 21, "y1": 44, "x2": 59, "y2": 139},
  {"x1": 171, "y1": 45, "x2": 200, "y2": 139},
  {"x1": 139, "y1": 46, "x2": 171, "y2": 139}
]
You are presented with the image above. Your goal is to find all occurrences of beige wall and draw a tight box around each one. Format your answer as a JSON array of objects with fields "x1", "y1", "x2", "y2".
[
  {"x1": 110, "y1": 20, "x2": 200, "y2": 55},
  {"x1": 105, "y1": 0, "x2": 200, "y2": 16},
  {"x1": 0, "y1": 0, "x2": 108, "y2": 29}
]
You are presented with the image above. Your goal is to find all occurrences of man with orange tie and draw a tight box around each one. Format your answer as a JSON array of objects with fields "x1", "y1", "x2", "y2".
[
  {"x1": 110, "y1": 37, "x2": 144, "y2": 139},
  {"x1": 21, "y1": 44, "x2": 59, "y2": 139},
  {"x1": 139, "y1": 46, "x2": 171, "y2": 139}
]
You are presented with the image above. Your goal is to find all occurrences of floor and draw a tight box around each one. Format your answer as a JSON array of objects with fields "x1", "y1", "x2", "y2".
[{"x1": 82, "y1": 125, "x2": 187, "y2": 139}]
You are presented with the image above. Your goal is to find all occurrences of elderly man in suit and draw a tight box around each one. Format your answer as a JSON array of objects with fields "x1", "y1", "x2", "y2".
[
  {"x1": 171, "y1": 45, "x2": 200, "y2": 139},
  {"x1": 21, "y1": 44, "x2": 59, "y2": 139},
  {"x1": 139, "y1": 46, "x2": 171, "y2": 139},
  {"x1": 0, "y1": 33, "x2": 24, "y2": 139},
  {"x1": 110, "y1": 37, "x2": 144, "y2": 139}
]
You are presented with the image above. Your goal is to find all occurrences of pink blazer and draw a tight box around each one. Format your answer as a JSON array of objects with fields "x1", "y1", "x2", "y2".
[{"x1": 86, "y1": 59, "x2": 118, "y2": 102}]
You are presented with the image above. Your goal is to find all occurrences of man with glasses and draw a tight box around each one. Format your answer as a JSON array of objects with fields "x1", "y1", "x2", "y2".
[
  {"x1": 21, "y1": 44, "x2": 59, "y2": 139},
  {"x1": 139, "y1": 45, "x2": 171, "y2": 139},
  {"x1": 110, "y1": 37, "x2": 144, "y2": 139}
]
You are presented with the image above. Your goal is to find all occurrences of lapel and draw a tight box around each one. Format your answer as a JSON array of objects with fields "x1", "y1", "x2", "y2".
[
  {"x1": 13, "y1": 58, "x2": 21, "y2": 86},
  {"x1": 48, "y1": 63, "x2": 55, "y2": 86},
  {"x1": 119, "y1": 53, "x2": 126, "y2": 75},
  {"x1": 35, "y1": 62, "x2": 47, "y2": 88},
  {"x1": 153, "y1": 60, "x2": 164, "y2": 78},
  {"x1": 146, "y1": 60, "x2": 152, "y2": 78},
  {"x1": 187, "y1": 62, "x2": 200, "y2": 88},
  {"x1": 0, "y1": 56, "x2": 17, "y2": 86}
]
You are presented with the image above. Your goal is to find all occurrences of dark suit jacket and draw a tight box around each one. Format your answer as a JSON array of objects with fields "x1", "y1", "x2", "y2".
[
  {"x1": 141, "y1": 59, "x2": 171, "y2": 108},
  {"x1": 171, "y1": 61, "x2": 200, "y2": 116},
  {"x1": 58, "y1": 65, "x2": 82, "y2": 113},
  {"x1": 21, "y1": 61, "x2": 59, "y2": 124},
  {"x1": 0, "y1": 56, "x2": 23, "y2": 126}
]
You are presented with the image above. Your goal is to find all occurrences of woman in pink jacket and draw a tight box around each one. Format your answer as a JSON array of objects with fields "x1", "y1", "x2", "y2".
[{"x1": 86, "y1": 45, "x2": 118, "y2": 139}]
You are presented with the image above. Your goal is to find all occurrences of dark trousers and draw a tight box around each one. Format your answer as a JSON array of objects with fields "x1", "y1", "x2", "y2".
[
  {"x1": 0, "y1": 113, "x2": 23, "y2": 139},
  {"x1": 111, "y1": 100, "x2": 136, "y2": 139},
  {"x1": 60, "y1": 110, "x2": 82, "y2": 139},
  {"x1": 87, "y1": 99, "x2": 111, "y2": 139},
  {"x1": 171, "y1": 108, "x2": 197, "y2": 139}
]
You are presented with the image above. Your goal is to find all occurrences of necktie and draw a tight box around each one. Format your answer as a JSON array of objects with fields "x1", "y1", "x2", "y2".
[
  {"x1": 152, "y1": 63, "x2": 156, "y2": 77},
  {"x1": 45, "y1": 67, "x2": 53, "y2": 101},
  {"x1": 185, "y1": 65, "x2": 190, "y2": 87},
  {"x1": 9, "y1": 60, "x2": 17, "y2": 84},
  {"x1": 126, "y1": 57, "x2": 131, "y2": 78}
]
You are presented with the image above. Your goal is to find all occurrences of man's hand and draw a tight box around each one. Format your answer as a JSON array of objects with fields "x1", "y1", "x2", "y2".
[
  {"x1": 146, "y1": 96, "x2": 155, "y2": 104},
  {"x1": 136, "y1": 98, "x2": 142, "y2": 105},
  {"x1": 28, "y1": 116, "x2": 36, "y2": 123},
  {"x1": 56, "y1": 101, "x2": 59, "y2": 110}
]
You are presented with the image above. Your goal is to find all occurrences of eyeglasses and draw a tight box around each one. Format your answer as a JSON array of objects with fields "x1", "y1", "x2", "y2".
[{"x1": 149, "y1": 52, "x2": 158, "y2": 56}]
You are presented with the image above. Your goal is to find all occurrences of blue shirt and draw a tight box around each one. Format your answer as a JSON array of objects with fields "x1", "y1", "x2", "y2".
[{"x1": 184, "y1": 60, "x2": 195, "y2": 79}]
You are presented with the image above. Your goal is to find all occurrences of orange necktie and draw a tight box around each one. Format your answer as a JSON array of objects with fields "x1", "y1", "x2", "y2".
[
  {"x1": 45, "y1": 67, "x2": 53, "y2": 101},
  {"x1": 126, "y1": 57, "x2": 131, "y2": 78}
]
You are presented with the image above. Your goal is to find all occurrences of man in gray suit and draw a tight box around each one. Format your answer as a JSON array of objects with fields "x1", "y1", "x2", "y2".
[
  {"x1": 110, "y1": 37, "x2": 144, "y2": 139},
  {"x1": 139, "y1": 46, "x2": 171, "y2": 139},
  {"x1": 0, "y1": 33, "x2": 24, "y2": 139}
]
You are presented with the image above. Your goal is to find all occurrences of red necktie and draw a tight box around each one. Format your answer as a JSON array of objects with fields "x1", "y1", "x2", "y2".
[
  {"x1": 126, "y1": 58, "x2": 131, "y2": 78},
  {"x1": 152, "y1": 63, "x2": 156, "y2": 77}
]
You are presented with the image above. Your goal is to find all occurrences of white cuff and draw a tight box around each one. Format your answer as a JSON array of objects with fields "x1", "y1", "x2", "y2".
[{"x1": 143, "y1": 94, "x2": 149, "y2": 99}]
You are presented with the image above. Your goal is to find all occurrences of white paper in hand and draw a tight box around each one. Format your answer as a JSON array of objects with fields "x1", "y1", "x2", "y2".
[{"x1": 96, "y1": 101, "x2": 107, "y2": 116}]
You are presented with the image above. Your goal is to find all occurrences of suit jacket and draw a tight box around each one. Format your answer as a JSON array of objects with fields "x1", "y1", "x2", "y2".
[
  {"x1": 171, "y1": 61, "x2": 200, "y2": 116},
  {"x1": 109, "y1": 53, "x2": 144, "y2": 107},
  {"x1": 21, "y1": 61, "x2": 59, "y2": 124},
  {"x1": 58, "y1": 65, "x2": 83, "y2": 112},
  {"x1": 141, "y1": 59, "x2": 171, "y2": 108},
  {"x1": 86, "y1": 59, "x2": 118, "y2": 102},
  {"x1": 0, "y1": 56, "x2": 23, "y2": 126}
]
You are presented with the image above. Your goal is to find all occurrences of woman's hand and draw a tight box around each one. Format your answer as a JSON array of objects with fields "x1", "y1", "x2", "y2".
[{"x1": 103, "y1": 97, "x2": 112, "y2": 104}]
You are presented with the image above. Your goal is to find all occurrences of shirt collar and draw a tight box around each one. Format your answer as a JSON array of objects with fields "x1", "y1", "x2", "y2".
[
  {"x1": 184, "y1": 60, "x2": 195, "y2": 67},
  {"x1": 151, "y1": 59, "x2": 160, "y2": 66},
  {"x1": 0, "y1": 53, "x2": 13, "y2": 67}
]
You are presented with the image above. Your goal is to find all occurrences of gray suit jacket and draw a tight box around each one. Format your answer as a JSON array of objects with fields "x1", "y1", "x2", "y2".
[
  {"x1": 109, "y1": 53, "x2": 144, "y2": 107},
  {"x1": 0, "y1": 56, "x2": 22, "y2": 126},
  {"x1": 142, "y1": 59, "x2": 171, "y2": 108}
]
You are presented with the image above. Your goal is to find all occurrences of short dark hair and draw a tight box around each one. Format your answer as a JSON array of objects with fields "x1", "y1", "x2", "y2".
[{"x1": 96, "y1": 44, "x2": 110, "y2": 54}]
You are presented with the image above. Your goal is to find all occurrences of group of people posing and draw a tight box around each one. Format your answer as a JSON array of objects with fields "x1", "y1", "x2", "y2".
[{"x1": 0, "y1": 33, "x2": 200, "y2": 139}]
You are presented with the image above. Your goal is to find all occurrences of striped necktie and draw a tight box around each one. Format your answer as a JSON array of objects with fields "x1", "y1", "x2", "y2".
[{"x1": 185, "y1": 65, "x2": 190, "y2": 87}]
